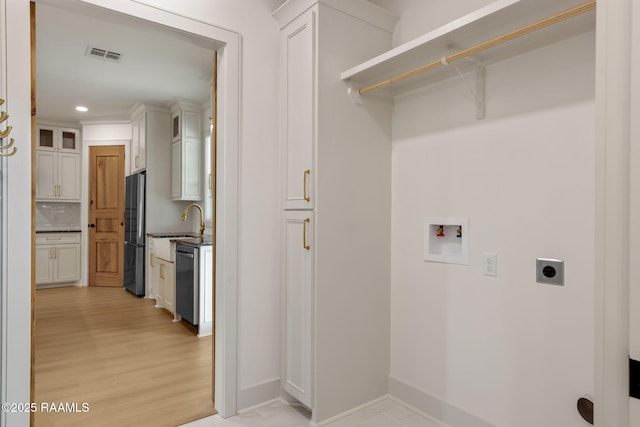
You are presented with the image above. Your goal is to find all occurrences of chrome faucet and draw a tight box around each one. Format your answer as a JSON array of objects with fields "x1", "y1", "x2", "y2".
[{"x1": 181, "y1": 203, "x2": 205, "y2": 239}]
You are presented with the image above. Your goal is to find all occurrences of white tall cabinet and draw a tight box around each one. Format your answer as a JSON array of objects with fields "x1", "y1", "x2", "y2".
[{"x1": 274, "y1": 1, "x2": 395, "y2": 423}]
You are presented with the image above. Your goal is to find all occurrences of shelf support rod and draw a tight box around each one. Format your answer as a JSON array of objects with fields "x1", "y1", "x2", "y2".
[{"x1": 358, "y1": 0, "x2": 596, "y2": 96}]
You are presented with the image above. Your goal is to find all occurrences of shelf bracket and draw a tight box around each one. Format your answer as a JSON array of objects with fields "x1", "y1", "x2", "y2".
[{"x1": 446, "y1": 48, "x2": 485, "y2": 120}]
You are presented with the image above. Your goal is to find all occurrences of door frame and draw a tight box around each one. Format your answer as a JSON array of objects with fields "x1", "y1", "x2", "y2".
[
  {"x1": 32, "y1": 0, "x2": 241, "y2": 419},
  {"x1": 1, "y1": 0, "x2": 33, "y2": 426},
  {"x1": 595, "y1": 0, "x2": 638, "y2": 425}
]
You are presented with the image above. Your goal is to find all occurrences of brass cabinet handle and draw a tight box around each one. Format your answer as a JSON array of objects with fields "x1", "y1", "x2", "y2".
[
  {"x1": 303, "y1": 218, "x2": 311, "y2": 251},
  {"x1": 135, "y1": 155, "x2": 139, "y2": 168},
  {"x1": 303, "y1": 169, "x2": 311, "y2": 202},
  {"x1": 0, "y1": 112, "x2": 8, "y2": 123}
]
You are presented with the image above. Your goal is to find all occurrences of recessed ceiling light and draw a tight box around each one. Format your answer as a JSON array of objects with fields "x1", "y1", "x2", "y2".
[{"x1": 75, "y1": 106, "x2": 88, "y2": 112}]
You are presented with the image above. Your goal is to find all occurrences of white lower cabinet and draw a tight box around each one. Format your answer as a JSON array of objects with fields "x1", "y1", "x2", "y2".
[
  {"x1": 35, "y1": 233, "x2": 81, "y2": 285},
  {"x1": 157, "y1": 258, "x2": 176, "y2": 315},
  {"x1": 282, "y1": 211, "x2": 314, "y2": 408},
  {"x1": 198, "y1": 245, "x2": 213, "y2": 337}
]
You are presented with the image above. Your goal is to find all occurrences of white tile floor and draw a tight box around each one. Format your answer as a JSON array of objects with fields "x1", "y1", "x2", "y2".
[{"x1": 179, "y1": 397, "x2": 446, "y2": 427}]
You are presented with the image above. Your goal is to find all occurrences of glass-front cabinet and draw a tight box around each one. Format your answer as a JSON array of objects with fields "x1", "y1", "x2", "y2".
[{"x1": 36, "y1": 125, "x2": 80, "y2": 152}]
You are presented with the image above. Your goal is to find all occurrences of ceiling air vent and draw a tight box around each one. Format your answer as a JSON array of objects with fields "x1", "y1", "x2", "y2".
[{"x1": 85, "y1": 45, "x2": 122, "y2": 63}]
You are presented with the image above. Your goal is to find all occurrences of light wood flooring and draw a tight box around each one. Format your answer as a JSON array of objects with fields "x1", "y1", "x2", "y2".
[{"x1": 34, "y1": 286, "x2": 215, "y2": 427}]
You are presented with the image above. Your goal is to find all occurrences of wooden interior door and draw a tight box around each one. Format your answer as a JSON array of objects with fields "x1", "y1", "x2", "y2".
[{"x1": 89, "y1": 146, "x2": 125, "y2": 286}]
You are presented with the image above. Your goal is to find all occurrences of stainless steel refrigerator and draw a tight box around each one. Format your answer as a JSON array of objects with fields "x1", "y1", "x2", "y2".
[{"x1": 124, "y1": 171, "x2": 145, "y2": 296}]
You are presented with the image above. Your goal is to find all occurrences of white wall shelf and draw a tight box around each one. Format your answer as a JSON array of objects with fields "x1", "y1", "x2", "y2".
[{"x1": 341, "y1": 0, "x2": 595, "y2": 97}]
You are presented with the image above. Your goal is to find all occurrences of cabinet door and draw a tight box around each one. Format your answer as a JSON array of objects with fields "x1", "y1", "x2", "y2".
[
  {"x1": 35, "y1": 245, "x2": 54, "y2": 284},
  {"x1": 36, "y1": 126, "x2": 56, "y2": 151},
  {"x1": 57, "y1": 153, "x2": 81, "y2": 201},
  {"x1": 158, "y1": 260, "x2": 167, "y2": 308},
  {"x1": 36, "y1": 151, "x2": 57, "y2": 200},
  {"x1": 53, "y1": 244, "x2": 81, "y2": 283},
  {"x1": 282, "y1": 211, "x2": 314, "y2": 407},
  {"x1": 138, "y1": 114, "x2": 146, "y2": 170},
  {"x1": 131, "y1": 119, "x2": 140, "y2": 173},
  {"x1": 59, "y1": 128, "x2": 79, "y2": 152},
  {"x1": 164, "y1": 261, "x2": 176, "y2": 314},
  {"x1": 183, "y1": 139, "x2": 202, "y2": 200},
  {"x1": 200, "y1": 246, "x2": 213, "y2": 326},
  {"x1": 282, "y1": 12, "x2": 315, "y2": 209},
  {"x1": 148, "y1": 253, "x2": 158, "y2": 301},
  {"x1": 171, "y1": 141, "x2": 181, "y2": 199}
]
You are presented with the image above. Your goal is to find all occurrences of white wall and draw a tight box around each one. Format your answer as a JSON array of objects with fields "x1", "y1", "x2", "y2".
[{"x1": 383, "y1": 4, "x2": 595, "y2": 427}]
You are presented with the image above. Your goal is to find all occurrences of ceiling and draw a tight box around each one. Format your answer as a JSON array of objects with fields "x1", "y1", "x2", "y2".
[{"x1": 35, "y1": 0, "x2": 217, "y2": 125}]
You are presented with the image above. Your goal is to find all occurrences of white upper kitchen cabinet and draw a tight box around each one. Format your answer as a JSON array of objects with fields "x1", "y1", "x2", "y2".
[
  {"x1": 36, "y1": 149, "x2": 81, "y2": 201},
  {"x1": 131, "y1": 113, "x2": 147, "y2": 173},
  {"x1": 170, "y1": 101, "x2": 202, "y2": 201},
  {"x1": 274, "y1": 0, "x2": 395, "y2": 423},
  {"x1": 36, "y1": 125, "x2": 79, "y2": 153},
  {"x1": 35, "y1": 124, "x2": 81, "y2": 202}
]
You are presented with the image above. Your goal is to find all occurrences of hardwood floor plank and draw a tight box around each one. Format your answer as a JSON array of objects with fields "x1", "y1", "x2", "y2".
[{"x1": 34, "y1": 286, "x2": 215, "y2": 427}]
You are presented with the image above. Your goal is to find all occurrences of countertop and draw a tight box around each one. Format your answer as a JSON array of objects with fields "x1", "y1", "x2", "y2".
[
  {"x1": 147, "y1": 232, "x2": 213, "y2": 247},
  {"x1": 36, "y1": 230, "x2": 82, "y2": 233},
  {"x1": 146, "y1": 232, "x2": 199, "y2": 238},
  {"x1": 173, "y1": 237, "x2": 213, "y2": 247}
]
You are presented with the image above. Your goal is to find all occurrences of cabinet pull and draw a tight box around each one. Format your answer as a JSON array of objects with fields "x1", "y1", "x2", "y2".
[
  {"x1": 303, "y1": 169, "x2": 311, "y2": 202},
  {"x1": 135, "y1": 155, "x2": 139, "y2": 168},
  {"x1": 303, "y1": 218, "x2": 311, "y2": 251},
  {"x1": 160, "y1": 264, "x2": 165, "y2": 279},
  {"x1": 54, "y1": 248, "x2": 57, "y2": 260}
]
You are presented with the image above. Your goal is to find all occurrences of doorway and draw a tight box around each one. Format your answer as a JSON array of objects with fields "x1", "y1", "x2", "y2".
[{"x1": 31, "y1": 0, "x2": 240, "y2": 421}]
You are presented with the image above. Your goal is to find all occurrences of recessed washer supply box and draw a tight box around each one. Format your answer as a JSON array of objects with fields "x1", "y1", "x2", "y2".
[{"x1": 424, "y1": 217, "x2": 469, "y2": 265}]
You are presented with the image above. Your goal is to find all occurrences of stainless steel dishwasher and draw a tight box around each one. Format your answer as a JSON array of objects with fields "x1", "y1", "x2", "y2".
[{"x1": 175, "y1": 243, "x2": 199, "y2": 326}]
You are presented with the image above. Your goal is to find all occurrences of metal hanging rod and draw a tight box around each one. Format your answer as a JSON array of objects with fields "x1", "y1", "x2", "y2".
[{"x1": 358, "y1": 0, "x2": 596, "y2": 96}]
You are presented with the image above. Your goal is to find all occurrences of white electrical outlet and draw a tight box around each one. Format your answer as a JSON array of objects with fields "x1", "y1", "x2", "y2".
[{"x1": 483, "y1": 253, "x2": 498, "y2": 277}]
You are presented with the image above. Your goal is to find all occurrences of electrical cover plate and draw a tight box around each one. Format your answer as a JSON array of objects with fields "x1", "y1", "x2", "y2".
[{"x1": 536, "y1": 258, "x2": 564, "y2": 286}]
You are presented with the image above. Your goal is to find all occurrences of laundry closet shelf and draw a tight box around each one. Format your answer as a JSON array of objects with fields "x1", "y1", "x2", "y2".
[{"x1": 341, "y1": 0, "x2": 595, "y2": 97}]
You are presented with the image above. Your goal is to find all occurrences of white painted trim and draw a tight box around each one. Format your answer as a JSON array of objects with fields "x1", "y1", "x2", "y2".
[
  {"x1": 237, "y1": 378, "x2": 281, "y2": 411},
  {"x1": 74, "y1": 0, "x2": 241, "y2": 418},
  {"x1": 272, "y1": 0, "x2": 397, "y2": 32},
  {"x1": 237, "y1": 397, "x2": 284, "y2": 415},
  {"x1": 2, "y1": 0, "x2": 32, "y2": 425},
  {"x1": 594, "y1": 0, "x2": 632, "y2": 426},
  {"x1": 388, "y1": 377, "x2": 496, "y2": 427},
  {"x1": 313, "y1": 395, "x2": 389, "y2": 426}
]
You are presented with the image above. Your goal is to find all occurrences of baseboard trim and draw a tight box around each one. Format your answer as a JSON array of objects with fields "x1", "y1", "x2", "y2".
[
  {"x1": 388, "y1": 376, "x2": 497, "y2": 427},
  {"x1": 314, "y1": 395, "x2": 390, "y2": 426},
  {"x1": 237, "y1": 378, "x2": 281, "y2": 412}
]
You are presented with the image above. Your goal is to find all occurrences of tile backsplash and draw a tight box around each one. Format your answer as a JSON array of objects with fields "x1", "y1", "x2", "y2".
[{"x1": 36, "y1": 202, "x2": 82, "y2": 231}]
